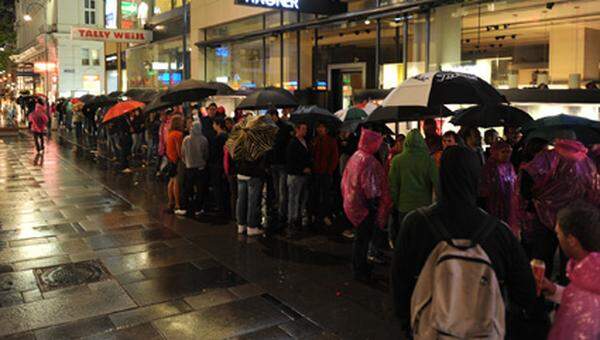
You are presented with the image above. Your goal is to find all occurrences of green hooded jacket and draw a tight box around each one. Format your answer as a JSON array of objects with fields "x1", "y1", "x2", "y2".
[{"x1": 389, "y1": 129, "x2": 439, "y2": 212}]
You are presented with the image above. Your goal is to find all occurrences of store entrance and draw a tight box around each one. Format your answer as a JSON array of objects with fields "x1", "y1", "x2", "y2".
[{"x1": 328, "y1": 63, "x2": 365, "y2": 112}]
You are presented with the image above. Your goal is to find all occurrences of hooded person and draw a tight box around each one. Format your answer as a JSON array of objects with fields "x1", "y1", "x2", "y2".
[
  {"x1": 479, "y1": 140, "x2": 518, "y2": 236},
  {"x1": 180, "y1": 118, "x2": 209, "y2": 215},
  {"x1": 391, "y1": 146, "x2": 537, "y2": 338},
  {"x1": 388, "y1": 129, "x2": 439, "y2": 244},
  {"x1": 29, "y1": 100, "x2": 49, "y2": 153},
  {"x1": 341, "y1": 128, "x2": 392, "y2": 281}
]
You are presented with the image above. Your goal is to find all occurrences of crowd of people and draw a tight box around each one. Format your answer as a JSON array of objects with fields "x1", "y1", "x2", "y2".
[{"x1": 21, "y1": 92, "x2": 600, "y2": 339}]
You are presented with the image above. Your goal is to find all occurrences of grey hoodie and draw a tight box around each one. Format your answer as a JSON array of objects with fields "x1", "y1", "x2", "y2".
[{"x1": 182, "y1": 121, "x2": 209, "y2": 169}]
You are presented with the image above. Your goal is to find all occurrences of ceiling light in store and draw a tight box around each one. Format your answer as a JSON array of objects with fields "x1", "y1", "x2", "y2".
[
  {"x1": 394, "y1": 16, "x2": 401, "y2": 22},
  {"x1": 364, "y1": 19, "x2": 371, "y2": 25},
  {"x1": 154, "y1": 25, "x2": 165, "y2": 31}
]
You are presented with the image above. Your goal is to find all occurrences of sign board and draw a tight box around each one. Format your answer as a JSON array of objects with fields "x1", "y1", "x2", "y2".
[
  {"x1": 71, "y1": 27, "x2": 152, "y2": 43},
  {"x1": 234, "y1": 0, "x2": 347, "y2": 15}
]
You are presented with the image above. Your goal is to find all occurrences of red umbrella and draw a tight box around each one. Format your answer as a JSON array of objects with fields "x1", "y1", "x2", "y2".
[
  {"x1": 70, "y1": 98, "x2": 81, "y2": 104},
  {"x1": 102, "y1": 100, "x2": 145, "y2": 123}
]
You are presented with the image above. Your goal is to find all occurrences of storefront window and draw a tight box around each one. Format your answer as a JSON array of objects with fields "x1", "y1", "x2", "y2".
[
  {"x1": 153, "y1": 0, "x2": 173, "y2": 15},
  {"x1": 127, "y1": 38, "x2": 183, "y2": 89},
  {"x1": 120, "y1": 0, "x2": 150, "y2": 29},
  {"x1": 207, "y1": 39, "x2": 264, "y2": 90},
  {"x1": 282, "y1": 31, "x2": 298, "y2": 91},
  {"x1": 265, "y1": 35, "x2": 280, "y2": 87},
  {"x1": 206, "y1": 15, "x2": 263, "y2": 41}
]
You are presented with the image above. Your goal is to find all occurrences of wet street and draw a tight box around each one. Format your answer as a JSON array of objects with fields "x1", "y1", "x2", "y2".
[{"x1": 0, "y1": 132, "x2": 400, "y2": 339}]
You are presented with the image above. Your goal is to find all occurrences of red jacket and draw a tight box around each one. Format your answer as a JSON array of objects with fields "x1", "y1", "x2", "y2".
[
  {"x1": 29, "y1": 104, "x2": 48, "y2": 134},
  {"x1": 312, "y1": 134, "x2": 339, "y2": 175}
]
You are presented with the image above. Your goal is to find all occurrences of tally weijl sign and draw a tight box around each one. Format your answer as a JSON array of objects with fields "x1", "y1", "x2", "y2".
[{"x1": 70, "y1": 27, "x2": 152, "y2": 43}]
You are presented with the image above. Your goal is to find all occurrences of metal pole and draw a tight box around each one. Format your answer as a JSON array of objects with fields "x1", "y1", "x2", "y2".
[
  {"x1": 117, "y1": 0, "x2": 122, "y2": 91},
  {"x1": 297, "y1": 12, "x2": 301, "y2": 89},
  {"x1": 313, "y1": 28, "x2": 318, "y2": 85},
  {"x1": 203, "y1": 29, "x2": 207, "y2": 81},
  {"x1": 375, "y1": 18, "x2": 381, "y2": 88},
  {"x1": 44, "y1": 5, "x2": 50, "y2": 119},
  {"x1": 262, "y1": 15, "x2": 266, "y2": 87},
  {"x1": 182, "y1": 0, "x2": 189, "y2": 79},
  {"x1": 425, "y1": 10, "x2": 430, "y2": 72},
  {"x1": 280, "y1": 11, "x2": 284, "y2": 88},
  {"x1": 402, "y1": 14, "x2": 408, "y2": 81}
]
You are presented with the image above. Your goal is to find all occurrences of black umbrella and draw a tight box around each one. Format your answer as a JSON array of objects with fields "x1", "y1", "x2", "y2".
[
  {"x1": 208, "y1": 82, "x2": 236, "y2": 96},
  {"x1": 161, "y1": 79, "x2": 217, "y2": 103},
  {"x1": 108, "y1": 91, "x2": 124, "y2": 98},
  {"x1": 374, "y1": 71, "x2": 506, "y2": 122},
  {"x1": 450, "y1": 105, "x2": 533, "y2": 128},
  {"x1": 78, "y1": 94, "x2": 95, "y2": 104},
  {"x1": 290, "y1": 105, "x2": 341, "y2": 128},
  {"x1": 143, "y1": 91, "x2": 175, "y2": 114},
  {"x1": 124, "y1": 88, "x2": 146, "y2": 99},
  {"x1": 353, "y1": 89, "x2": 392, "y2": 102},
  {"x1": 84, "y1": 95, "x2": 118, "y2": 112},
  {"x1": 522, "y1": 114, "x2": 600, "y2": 145},
  {"x1": 138, "y1": 89, "x2": 158, "y2": 104},
  {"x1": 367, "y1": 105, "x2": 453, "y2": 124},
  {"x1": 237, "y1": 88, "x2": 299, "y2": 110},
  {"x1": 340, "y1": 118, "x2": 393, "y2": 135}
]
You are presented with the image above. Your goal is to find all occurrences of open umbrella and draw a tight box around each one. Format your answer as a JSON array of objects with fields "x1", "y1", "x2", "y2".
[
  {"x1": 102, "y1": 100, "x2": 145, "y2": 124},
  {"x1": 290, "y1": 105, "x2": 341, "y2": 128},
  {"x1": 124, "y1": 88, "x2": 146, "y2": 99},
  {"x1": 208, "y1": 82, "x2": 236, "y2": 96},
  {"x1": 450, "y1": 105, "x2": 533, "y2": 128},
  {"x1": 340, "y1": 118, "x2": 393, "y2": 135},
  {"x1": 225, "y1": 115, "x2": 278, "y2": 162},
  {"x1": 161, "y1": 79, "x2": 217, "y2": 103},
  {"x1": 353, "y1": 89, "x2": 392, "y2": 102},
  {"x1": 522, "y1": 114, "x2": 600, "y2": 145},
  {"x1": 369, "y1": 71, "x2": 506, "y2": 123},
  {"x1": 237, "y1": 88, "x2": 299, "y2": 110},
  {"x1": 138, "y1": 89, "x2": 158, "y2": 103},
  {"x1": 78, "y1": 94, "x2": 95, "y2": 104},
  {"x1": 143, "y1": 91, "x2": 175, "y2": 114},
  {"x1": 108, "y1": 91, "x2": 124, "y2": 98}
]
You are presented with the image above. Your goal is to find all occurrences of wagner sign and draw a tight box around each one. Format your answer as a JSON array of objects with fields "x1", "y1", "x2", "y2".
[
  {"x1": 71, "y1": 27, "x2": 152, "y2": 43},
  {"x1": 234, "y1": 0, "x2": 347, "y2": 15}
]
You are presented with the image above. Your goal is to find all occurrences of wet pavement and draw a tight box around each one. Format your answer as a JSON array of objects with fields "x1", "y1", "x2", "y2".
[{"x1": 0, "y1": 132, "x2": 402, "y2": 339}]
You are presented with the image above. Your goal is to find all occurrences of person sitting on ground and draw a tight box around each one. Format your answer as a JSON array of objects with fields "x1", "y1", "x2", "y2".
[
  {"x1": 541, "y1": 202, "x2": 600, "y2": 340},
  {"x1": 391, "y1": 146, "x2": 536, "y2": 338},
  {"x1": 165, "y1": 114, "x2": 184, "y2": 214},
  {"x1": 388, "y1": 129, "x2": 439, "y2": 245}
]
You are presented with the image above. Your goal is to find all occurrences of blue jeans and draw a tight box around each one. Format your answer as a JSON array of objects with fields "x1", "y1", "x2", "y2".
[
  {"x1": 131, "y1": 132, "x2": 143, "y2": 155},
  {"x1": 287, "y1": 175, "x2": 309, "y2": 225},
  {"x1": 271, "y1": 165, "x2": 288, "y2": 221},
  {"x1": 236, "y1": 177, "x2": 263, "y2": 228}
]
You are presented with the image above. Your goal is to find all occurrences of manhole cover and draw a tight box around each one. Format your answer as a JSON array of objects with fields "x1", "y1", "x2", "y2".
[{"x1": 34, "y1": 260, "x2": 111, "y2": 292}]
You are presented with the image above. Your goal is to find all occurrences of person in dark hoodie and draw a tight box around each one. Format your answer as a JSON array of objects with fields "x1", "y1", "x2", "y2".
[
  {"x1": 391, "y1": 146, "x2": 537, "y2": 338},
  {"x1": 268, "y1": 109, "x2": 293, "y2": 228}
]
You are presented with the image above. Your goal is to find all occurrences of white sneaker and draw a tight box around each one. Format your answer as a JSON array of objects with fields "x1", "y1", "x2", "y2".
[
  {"x1": 237, "y1": 225, "x2": 247, "y2": 234},
  {"x1": 174, "y1": 209, "x2": 187, "y2": 216},
  {"x1": 247, "y1": 227, "x2": 265, "y2": 237},
  {"x1": 121, "y1": 168, "x2": 132, "y2": 173}
]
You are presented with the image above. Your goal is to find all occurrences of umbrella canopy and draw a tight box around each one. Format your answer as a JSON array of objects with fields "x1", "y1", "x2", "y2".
[
  {"x1": 208, "y1": 82, "x2": 236, "y2": 96},
  {"x1": 102, "y1": 100, "x2": 145, "y2": 124},
  {"x1": 340, "y1": 118, "x2": 393, "y2": 135},
  {"x1": 450, "y1": 105, "x2": 533, "y2": 128},
  {"x1": 522, "y1": 114, "x2": 600, "y2": 145},
  {"x1": 373, "y1": 71, "x2": 506, "y2": 122},
  {"x1": 108, "y1": 91, "x2": 124, "y2": 98},
  {"x1": 353, "y1": 89, "x2": 392, "y2": 102},
  {"x1": 138, "y1": 89, "x2": 158, "y2": 103},
  {"x1": 367, "y1": 105, "x2": 453, "y2": 124},
  {"x1": 143, "y1": 91, "x2": 175, "y2": 114},
  {"x1": 124, "y1": 88, "x2": 146, "y2": 99},
  {"x1": 225, "y1": 115, "x2": 278, "y2": 162},
  {"x1": 87, "y1": 95, "x2": 118, "y2": 108},
  {"x1": 290, "y1": 105, "x2": 342, "y2": 128},
  {"x1": 161, "y1": 79, "x2": 217, "y2": 103},
  {"x1": 78, "y1": 94, "x2": 95, "y2": 104},
  {"x1": 237, "y1": 88, "x2": 299, "y2": 110},
  {"x1": 345, "y1": 107, "x2": 368, "y2": 121}
]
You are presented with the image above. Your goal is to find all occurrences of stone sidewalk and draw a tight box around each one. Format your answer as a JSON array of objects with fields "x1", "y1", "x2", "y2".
[{"x1": 0, "y1": 133, "x2": 401, "y2": 339}]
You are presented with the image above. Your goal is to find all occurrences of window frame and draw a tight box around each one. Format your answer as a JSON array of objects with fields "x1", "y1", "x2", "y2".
[{"x1": 84, "y1": 0, "x2": 96, "y2": 25}]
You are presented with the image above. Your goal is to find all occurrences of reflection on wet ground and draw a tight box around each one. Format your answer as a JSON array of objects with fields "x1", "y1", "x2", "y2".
[{"x1": 0, "y1": 133, "x2": 402, "y2": 339}]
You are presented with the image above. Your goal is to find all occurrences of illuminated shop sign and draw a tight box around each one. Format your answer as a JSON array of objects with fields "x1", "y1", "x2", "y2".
[
  {"x1": 234, "y1": 0, "x2": 346, "y2": 15},
  {"x1": 71, "y1": 27, "x2": 153, "y2": 43}
]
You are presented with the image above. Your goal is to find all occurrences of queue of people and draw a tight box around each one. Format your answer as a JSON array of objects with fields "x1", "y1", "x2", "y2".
[{"x1": 21, "y1": 92, "x2": 600, "y2": 339}]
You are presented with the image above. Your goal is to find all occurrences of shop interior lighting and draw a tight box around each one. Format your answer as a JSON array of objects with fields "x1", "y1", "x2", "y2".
[
  {"x1": 23, "y1": 14, "x2": 32, "y2": 22},
  {"x1": 364, "y1": 19, "x2": 371, "y2": 25}
]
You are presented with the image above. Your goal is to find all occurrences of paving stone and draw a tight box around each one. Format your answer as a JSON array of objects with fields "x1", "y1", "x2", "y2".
[
  {"x1": 140, "y1": 262, "x2": 200, "y2": 279},
  {"x1": 184, "y1": 288, "x2": 239, "y2": 310},
  {"x1": 34, "y1": 316, "x2": 115, "y2": 340},
  {"x1": 153, "y1": 296, "x2": 292, "y2": 339},
  {"x1": 109, "y1": 300, "x2": 191, "y2": 328},
  {"x1": 0, "y1": 282, "x2": 135, "y2": 337},
  {"x1": 1, "y1": 332, "x2": 36, "y2": 340},
  {"x1": 278, "y1": 318, "x2": 323, "y2": 338},
  {"x1": 8, "y1": 238, "x2": 50, "y2": 248},
  {"x1": 0, "y1": 270, "x2": 38, "y2": 293},
  {"x1": 114, "y1": 271, "x2": 146, "y2": 284},
  {"x1": 0, "y1": 243, "x2": 64, "y2": 262},
  {"x1": 123, "y1": 265, "x2": 245, "y2": 306},
  {"x1": 229, "y1": 283, "x2": 267, "y2": 299},
  {"x1": 81, "y1": 323, "x2": 164, "y2": 340},
  {"x1": 58, "y1": 239, "x2": 93, "y2": 253},
  {"x1": 21, "y1": 289, "x2": 43, "y2": 303},
  {"x1": 232, "y1": 326, "x2": 293, "y2": 339},
  {"x1": 0, "y1": 292, "x2": 24, "y2": 307},
  {"x1": 101, "y1": 245, "x2": 210, "y2": 275},
  {"x1": 12, "y1": 255, "x2": 71, "y2": 272}
]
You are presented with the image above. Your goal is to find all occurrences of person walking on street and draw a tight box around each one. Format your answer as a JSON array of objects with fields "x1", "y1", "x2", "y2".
[
  {"x1": 391, "y1": 146, "x2": 537, "y2": 338},
  {"x1": 311, "y1": 122, "x2": 339, "y2": 226},
  {"x1": 286, "y1": 122, "x2": 312, "y2": 239},
  {"x1": 388, "y1": 129, "x2": 439, "y2": 245},
  {"x1": 341, "y1": 128, "x2": 392, "y2": 282},
  {"x1": 165, "y1": 114, "x2": 184, "y2": 214},
  {"x1": 29, "y1": 98, "x2": 49, "y2": 153},
  {"x1": 180, "y1": 118, "x2": 209, "y2": 216},
  {"x1": 540, "y1": 202, "x2": 600, "y2": 340}
]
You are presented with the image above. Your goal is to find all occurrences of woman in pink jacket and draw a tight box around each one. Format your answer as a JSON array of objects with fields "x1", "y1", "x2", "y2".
[{"x1": 29, "y1": 98, "x2": 49, "y2": 153}]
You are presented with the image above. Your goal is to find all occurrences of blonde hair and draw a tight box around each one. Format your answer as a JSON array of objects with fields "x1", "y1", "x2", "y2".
[{"x1": 170, "y1": 114, "x2": 184, "y2": 131}]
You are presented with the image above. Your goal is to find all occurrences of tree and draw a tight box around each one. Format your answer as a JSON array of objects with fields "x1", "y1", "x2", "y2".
[{"x1": 0, "y1": 0, "x2": 16, "y2": 72}]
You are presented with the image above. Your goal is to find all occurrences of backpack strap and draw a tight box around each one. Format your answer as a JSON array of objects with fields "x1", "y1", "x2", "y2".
[
  {"x1": 417, "y1": 207, "x2": 453, "y2": 245},
  {"x1": 470, "y1": 213, "x2": 498, "y2": 246}
]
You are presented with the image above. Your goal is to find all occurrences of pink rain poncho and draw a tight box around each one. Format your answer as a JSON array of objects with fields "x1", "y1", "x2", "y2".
[
  {"x1": 548, "y1": 252, "x2": 600, "y2": 340},
  {"x1": 341, "y1": 128, "x2": 392, "y2": 229},
  {"x1": 521, "y1": 139, "x2": 600, "y2": 231},
  {"x1": 29, "y1": 104, "x2": 49, "y2": 134},
  {"x1": 480, "y1": 141, "x2": 518, "y2": 235}
]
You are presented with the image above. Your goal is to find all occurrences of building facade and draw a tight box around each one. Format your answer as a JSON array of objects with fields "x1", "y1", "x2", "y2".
[
  {"x1": 13, "y1": 0, "x2": 106, "y2": 100},
  {"x1": 191, "y1": 0, "x2": 600, "y2": 114}
]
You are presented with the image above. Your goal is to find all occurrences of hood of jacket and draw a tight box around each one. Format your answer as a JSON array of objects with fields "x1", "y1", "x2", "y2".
[
  {"x1": 190, "y1": 120, "x2": 203, "y2": 138},
  {"x1": 439, "y1": 146, "x2": 482, "y2": 207},
  {"x1": 358, "y1": 128, "x2": 383, "y2": 155},
  {"x1": 554, "y1": 139, "x2": 589, "y2": 162},
  {"x1": 569, "y1": 252, "x2": 600, "y2": 294},
  {"x1": 403, "y1": 129, "x2": 429, "y2": 154}
]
